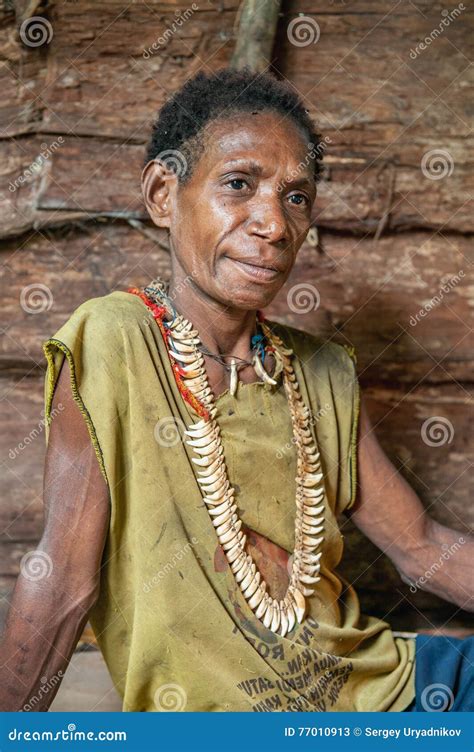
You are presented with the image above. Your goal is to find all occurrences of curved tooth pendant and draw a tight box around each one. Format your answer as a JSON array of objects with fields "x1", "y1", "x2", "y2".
[
  {"x1": 153, "y1": 291, "x2": 326, "y2": 636},
  {"x1": 229, "y1": 359, "x2": 238, "y2": 397},
  {"x1": 252, "y1": 352, "x2": 278, "y2": 385}
]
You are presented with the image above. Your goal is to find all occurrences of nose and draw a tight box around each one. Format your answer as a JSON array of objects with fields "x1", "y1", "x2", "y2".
[{"x1": 246, "y1": 194, "x2": 288, "y2": 243}]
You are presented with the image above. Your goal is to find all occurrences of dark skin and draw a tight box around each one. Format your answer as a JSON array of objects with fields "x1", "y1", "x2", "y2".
[
  {"x1": 0, "y1": 358, "x2": 110, "y2": 710},
  {"x1": 0, "y1": 111, "x2": 472, "y2": 710}
]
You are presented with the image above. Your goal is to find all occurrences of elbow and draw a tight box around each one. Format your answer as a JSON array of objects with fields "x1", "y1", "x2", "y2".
[{"x1": 79, "y1": 580, "x2": 101, "y2": 611}]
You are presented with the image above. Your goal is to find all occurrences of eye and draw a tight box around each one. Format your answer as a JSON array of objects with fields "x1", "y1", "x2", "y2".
[
  {"x1": 227, "y1": 178, "x2": 249, "y2": 190},
  {"x1": 288, "y1": 193, "x2": 309, "y2": 207}
]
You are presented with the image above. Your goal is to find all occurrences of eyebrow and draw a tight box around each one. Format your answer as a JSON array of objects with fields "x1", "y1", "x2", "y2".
[
  {"x1": 220, "y1": 159, "x2": 263, "y2": 175},
  {"x1": 219, "y1": 159, "x2": 315, "y2": 189}
]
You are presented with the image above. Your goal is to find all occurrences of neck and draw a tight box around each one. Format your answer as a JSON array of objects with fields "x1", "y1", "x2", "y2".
[{"x1": 167, "y1": 271, "x2": 259, "y2": 361}]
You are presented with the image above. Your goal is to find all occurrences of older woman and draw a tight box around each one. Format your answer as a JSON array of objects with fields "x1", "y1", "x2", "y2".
[{"x1": 1, "y1": 68, "x2": 472, "y2": 713}]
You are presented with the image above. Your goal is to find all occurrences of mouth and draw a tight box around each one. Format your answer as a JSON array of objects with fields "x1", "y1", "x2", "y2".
[{"x1": 226, "y1": 257, "x2": 284, "y2": 283}]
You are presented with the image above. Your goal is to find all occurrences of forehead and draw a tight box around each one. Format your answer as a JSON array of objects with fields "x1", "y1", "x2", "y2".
[{"x1": 198, "y1": 110, "x2": 312, "y2": 170}]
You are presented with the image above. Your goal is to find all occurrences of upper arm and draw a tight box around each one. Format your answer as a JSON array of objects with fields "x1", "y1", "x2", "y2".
[
  {"x1": 41, "y1": 356, "x2": 110, "y2": 605},
  {"x1": 346, "y1": 392, "x2": 429, "y2": 565}
]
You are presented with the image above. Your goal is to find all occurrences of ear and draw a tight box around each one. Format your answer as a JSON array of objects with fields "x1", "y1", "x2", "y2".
[{"x1": 141, "y1": 159, "x2": 178, "y2": 229}]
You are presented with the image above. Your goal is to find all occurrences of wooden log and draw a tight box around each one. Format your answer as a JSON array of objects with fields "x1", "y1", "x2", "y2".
[
  {"x1": 268, "y1": 231, "x2": 474, "y2": 385},
  {"x1": 1, "y1": 1, "x2": 471, "y2": 237},
  {"x1": 0, "y1": 222, "x2": 171, "y2": 371},
  {"x1": 1, "y1": 226, "x2": 471, "y2": 384},
  {"x1": 2, "y1": 135, "x2": 470, "y2": 237}
]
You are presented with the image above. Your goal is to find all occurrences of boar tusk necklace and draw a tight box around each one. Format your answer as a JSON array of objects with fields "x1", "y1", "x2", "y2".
[{"x1": 129, "y1": 278, "x2": 326, "y2": 637}]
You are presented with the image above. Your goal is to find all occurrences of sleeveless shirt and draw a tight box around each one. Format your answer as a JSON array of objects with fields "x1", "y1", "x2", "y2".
[{"x1": 42, "y1": 290, "x2": 415, "y2": 712}]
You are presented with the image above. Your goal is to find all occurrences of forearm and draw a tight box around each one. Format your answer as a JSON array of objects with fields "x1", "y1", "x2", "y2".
[
  {"x1": 0, "y1": 575, "x2": 95, "y2": 711},
  {"x1": 398, "y1": 518, "x2": 474, "y2": 612}
]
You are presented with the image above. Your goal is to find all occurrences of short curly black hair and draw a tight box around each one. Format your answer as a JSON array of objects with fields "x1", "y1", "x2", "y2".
[{"x1": 143, "y1": 66, "x2": 324, "y2": 185}]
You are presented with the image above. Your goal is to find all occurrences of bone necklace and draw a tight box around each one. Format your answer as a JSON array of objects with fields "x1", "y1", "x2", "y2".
[{"x1": 131, "y1": 279, "x2": 326, "y2": 637}]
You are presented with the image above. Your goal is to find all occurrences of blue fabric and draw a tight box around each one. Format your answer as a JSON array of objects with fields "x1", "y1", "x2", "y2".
[{"x1": 404, "y1": 635, "x2": 474, "y2": 711}]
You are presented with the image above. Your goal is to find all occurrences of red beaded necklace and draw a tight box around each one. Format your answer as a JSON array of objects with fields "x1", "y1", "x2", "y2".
[{"x1": 127, "y1": 285, "x2": 269, "y2": 420}]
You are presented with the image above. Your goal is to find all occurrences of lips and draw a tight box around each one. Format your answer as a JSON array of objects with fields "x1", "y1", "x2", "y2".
[
  {"x1": 226, "y1": 256, "x2": 284, "y2": 273},
  {"x1": 226, "y1": 256, "x2": 284, "y2": 282}
]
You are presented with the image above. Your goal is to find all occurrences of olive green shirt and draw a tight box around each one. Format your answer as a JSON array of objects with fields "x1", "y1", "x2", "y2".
[{"x1": 43, "y1": 290, "x2": 415, "y2": 712}]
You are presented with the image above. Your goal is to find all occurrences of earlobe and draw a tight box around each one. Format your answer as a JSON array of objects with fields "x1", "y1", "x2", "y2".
[{"x1": 141, "y1": 159, "x2": 175, "y2": 229}]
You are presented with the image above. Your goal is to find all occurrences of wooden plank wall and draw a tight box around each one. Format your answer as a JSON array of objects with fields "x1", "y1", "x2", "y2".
[{"x1": 1, "y1": 0, "x2": 472, "y2": 636}]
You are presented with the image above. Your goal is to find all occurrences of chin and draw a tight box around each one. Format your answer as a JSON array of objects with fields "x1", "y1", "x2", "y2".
[{"x1": 218, "y1": 277, "x2": 283, "y2": 311}]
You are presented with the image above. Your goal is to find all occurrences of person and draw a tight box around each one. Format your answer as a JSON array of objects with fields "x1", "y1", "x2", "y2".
[{"x1": 0, "y1": 67, "x2": 472, "y2": 713}]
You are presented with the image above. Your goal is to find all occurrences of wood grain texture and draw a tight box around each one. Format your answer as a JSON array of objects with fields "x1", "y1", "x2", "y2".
[
  {"x1": 1, "y1": 1, "x2": 472, "y2": 235},
  {"x1": 4, "y1": 226, "x2": 471, "y2": 383}
]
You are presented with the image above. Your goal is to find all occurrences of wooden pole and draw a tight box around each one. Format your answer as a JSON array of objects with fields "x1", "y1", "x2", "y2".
[{"x1": 230, "y1": 0, "x2": 282, "y2": 72}]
